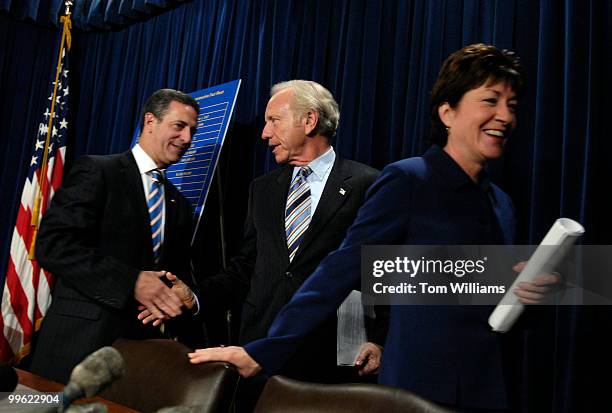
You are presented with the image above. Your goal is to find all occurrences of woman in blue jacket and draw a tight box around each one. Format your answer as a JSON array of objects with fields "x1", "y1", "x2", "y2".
[{"x1": 190, "y1": 44, "x2": 558, "y2": 412}]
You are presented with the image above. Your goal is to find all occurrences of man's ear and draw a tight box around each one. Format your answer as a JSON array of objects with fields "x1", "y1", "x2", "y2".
[
  {"x1": 303, "y1": 110, "x2": 319, "y2": 136},
  {"x1": 143, "y1": 112, "x2": 156, "y2": 133},
  {"x1": 438, "y1": 103, "x2": 453, "y2": 128}
]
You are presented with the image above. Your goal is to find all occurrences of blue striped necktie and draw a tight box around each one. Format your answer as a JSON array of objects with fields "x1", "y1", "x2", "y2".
[
  {"x1": 148, "y1": 169, "x2": 163, "y2": 263},
  {"x1": 285, "y1": 166, "x2": 313, "y2": 262}
]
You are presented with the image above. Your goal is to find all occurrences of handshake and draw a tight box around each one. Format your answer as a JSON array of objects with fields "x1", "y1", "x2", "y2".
[{"x1": 134, "y1": 270, "x2": 196, "y2": 326}]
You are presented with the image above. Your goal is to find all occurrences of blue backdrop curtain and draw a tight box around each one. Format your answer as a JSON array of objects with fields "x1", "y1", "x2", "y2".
[
  {"x1": 0, "y1": 0, "x2": 194, "y2": 30},
  {"x1": 1, "y1": 1, "x2": 610, "y2": 411}
]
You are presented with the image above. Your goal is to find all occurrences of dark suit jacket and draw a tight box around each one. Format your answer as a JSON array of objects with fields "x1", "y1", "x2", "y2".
[
  {"x1": 200, "y1": 154, "x2": 380, "y2": 381},
  {"x1": 245, "y1": 145, "x2": 517, "y2": 409},
  {"x1": 30, "y1": 151, "x2": 201, "y2": 383}
]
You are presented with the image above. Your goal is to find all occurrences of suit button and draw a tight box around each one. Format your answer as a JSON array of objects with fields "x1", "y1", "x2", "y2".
[{"x1": 285, "y1": 271, "x2": 293, "y2": 278}]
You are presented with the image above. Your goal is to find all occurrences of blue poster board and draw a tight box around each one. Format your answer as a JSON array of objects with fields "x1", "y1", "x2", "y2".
[{"x1": 132, "y1": 80, "x2": 242, "y2": 242}]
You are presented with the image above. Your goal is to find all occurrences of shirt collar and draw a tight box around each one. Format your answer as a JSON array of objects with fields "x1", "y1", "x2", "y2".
[
  {"x1": 132, "y1": 144, "x2": 160, "y2": 175},
  {"x1": 296, "y1": 146, "x2": 335, "y2": 181}
]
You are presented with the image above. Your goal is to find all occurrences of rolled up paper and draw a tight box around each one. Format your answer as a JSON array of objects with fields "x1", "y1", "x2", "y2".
[{"x1": 488, "y1": 218, "x2": 585, "y2": 332}]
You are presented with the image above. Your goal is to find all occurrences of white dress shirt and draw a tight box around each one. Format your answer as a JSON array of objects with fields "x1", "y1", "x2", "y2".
[{"x1": 290, "y1": 146, "x2": 336, "y2": 215}]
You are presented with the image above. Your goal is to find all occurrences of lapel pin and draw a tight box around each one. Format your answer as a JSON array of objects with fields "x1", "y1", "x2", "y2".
[
  {"x1": 170, "y1": 198, "x2": 176, "y2": 203},
  {"x1": 339, "y1": 188, "x2": 346, "y2": 196}
]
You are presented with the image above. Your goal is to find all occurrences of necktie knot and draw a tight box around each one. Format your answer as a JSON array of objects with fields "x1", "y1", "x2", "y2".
[
  {"x1": 297, "y1": 166, "x2": 312, "y2": 181},
  {"x1": 150, "y1": 169, "x2": 162, "y2": 184}
]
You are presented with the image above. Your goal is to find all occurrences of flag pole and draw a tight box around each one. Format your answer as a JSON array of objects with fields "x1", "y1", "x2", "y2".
[{"x1": 28, "y1": 1, "x2": 73, "y2": 259}]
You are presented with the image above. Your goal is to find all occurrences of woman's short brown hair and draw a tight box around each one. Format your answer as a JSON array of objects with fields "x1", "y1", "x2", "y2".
[{"x1": 429, "y1": 43, "x2": 526, "y2": 146}]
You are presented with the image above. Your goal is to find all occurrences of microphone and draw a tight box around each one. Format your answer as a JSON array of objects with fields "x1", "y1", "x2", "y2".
[
  {"x1": 0, "y1": 362, "x2": 18, "y2": 394},
  {"x1": 61, "y1": 347, "x2": 125, "y2": 409}
]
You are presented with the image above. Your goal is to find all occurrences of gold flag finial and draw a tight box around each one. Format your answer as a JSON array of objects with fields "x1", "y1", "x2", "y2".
[{"x1": 64, "y1": 0, "x2": 73, "y2": 16}]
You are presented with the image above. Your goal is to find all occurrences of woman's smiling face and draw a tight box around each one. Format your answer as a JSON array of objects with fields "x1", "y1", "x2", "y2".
[{"x1": 440, "y1": 81, "x2": 518, "y2": 165}]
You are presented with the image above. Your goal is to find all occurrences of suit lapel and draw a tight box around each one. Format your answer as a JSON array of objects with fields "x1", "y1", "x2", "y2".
[
  {"x1": 162, "y1": 179, "x2": 178, "y2": 246},
  {"x1": 119, "y1": 152, "x2": 151, "y2": 261},
  {"x1": 274, "y1": 167, "x2": 293, "y2": 263},
  {"x1": 291, "y1": 156, "x2": 352, "y2": 262}
]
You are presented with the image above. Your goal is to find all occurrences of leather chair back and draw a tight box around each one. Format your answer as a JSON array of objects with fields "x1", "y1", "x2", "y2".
[
  {"x1": 253, "y1": 375, "x2": 452, "y2": 413},
  {"x1": 100, "y1": 339, "x2": 238, "y2": 413}
]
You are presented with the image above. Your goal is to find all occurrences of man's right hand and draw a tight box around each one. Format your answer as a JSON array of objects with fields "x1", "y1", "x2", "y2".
[
  {"x1": 137, "y1": 272, "x2": 196, "y2": 326},
  {"x1": 134, "y1": 270, "x2": 182, "y2": 321}
]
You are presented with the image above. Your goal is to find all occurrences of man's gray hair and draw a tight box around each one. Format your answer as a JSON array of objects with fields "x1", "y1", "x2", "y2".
[{"x1": 271, "y1": 80, "x2": 340, "y2": 139}]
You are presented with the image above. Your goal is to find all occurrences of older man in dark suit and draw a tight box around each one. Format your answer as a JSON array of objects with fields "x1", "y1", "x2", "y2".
[
  {"x1": 30, "y1": 89, "x2": 203, "y2": 383},
  {"x1": 199, "y1": 80, "x2": 383, "y2": 381}
]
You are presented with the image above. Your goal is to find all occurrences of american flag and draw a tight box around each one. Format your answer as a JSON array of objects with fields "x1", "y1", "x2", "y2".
[{"x1": 0, "y1": 8, "x2": 72, "y2": 364}]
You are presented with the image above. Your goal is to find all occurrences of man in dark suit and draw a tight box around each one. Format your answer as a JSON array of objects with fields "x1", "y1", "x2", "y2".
[
  {"x1": 30, "y1": 89, "x2": 202, "y2": 383},
  {"x1": 197, "y1": 81, "x2": 382, "y2": 380}
]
